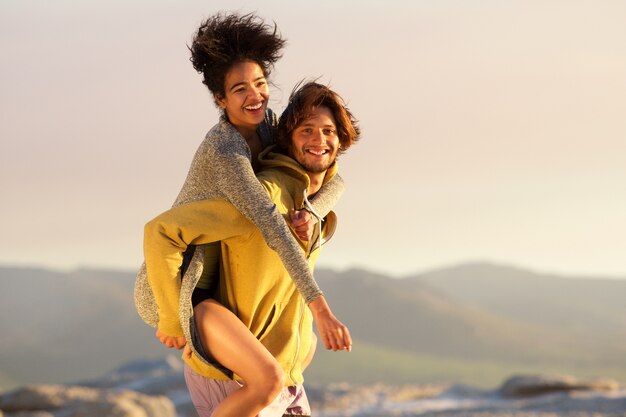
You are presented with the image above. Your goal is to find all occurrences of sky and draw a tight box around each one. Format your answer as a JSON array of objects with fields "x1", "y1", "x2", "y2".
[{"x1": 1, "y1": 0, "x2": 625, "y2": 278}]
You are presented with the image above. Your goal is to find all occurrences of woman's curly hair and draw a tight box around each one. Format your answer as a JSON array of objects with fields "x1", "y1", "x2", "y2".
[
  {"x1": 189, "y1": 12, "x2": 286, "y2": 105},
  {"x1": 277, "y1": 81, "x2": 360, "y2": 156}
]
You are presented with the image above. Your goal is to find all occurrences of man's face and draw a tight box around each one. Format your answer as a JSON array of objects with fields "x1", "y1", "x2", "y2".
[{"x1": 290, "y1": 106, "x2": 340, "y2": 173}]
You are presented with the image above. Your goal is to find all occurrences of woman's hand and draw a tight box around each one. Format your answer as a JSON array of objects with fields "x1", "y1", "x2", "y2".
[
  {"x1": 155, "y1": 329, "x2": 187, "y2": 350},
  {"x1": 290, "y1": 210, "x2": 316, "y2": 241},
  {"x1": 308, "y1": 295, "x2": 352, "y2": 352}
]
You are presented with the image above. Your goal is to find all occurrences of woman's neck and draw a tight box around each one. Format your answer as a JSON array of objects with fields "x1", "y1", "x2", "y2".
[
  {"x1": 234, "y1": 124, "x2": 258, "y2": 144},
  {"x1": 234, "y1": 126, "x2": 263, "y2": 172}
]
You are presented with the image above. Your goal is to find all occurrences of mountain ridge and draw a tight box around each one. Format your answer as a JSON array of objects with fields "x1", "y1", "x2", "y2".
[{"x1": 1, "y1": 261, "x2": 625, "y2": 390}]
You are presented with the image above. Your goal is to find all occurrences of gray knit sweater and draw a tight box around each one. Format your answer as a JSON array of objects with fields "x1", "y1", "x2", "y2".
[{"x1": 134, "y1": 110, "x2": 343, "y2": 332}]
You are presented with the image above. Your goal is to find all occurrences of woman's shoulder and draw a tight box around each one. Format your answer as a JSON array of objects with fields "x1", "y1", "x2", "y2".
[{"x1": 199, "y1": 116, "x2": 249, "y2": 156}]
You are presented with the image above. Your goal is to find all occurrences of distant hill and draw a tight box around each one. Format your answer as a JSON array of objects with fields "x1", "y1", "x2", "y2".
[
  {"x1": 1, "y1": 263, "x2": 625, "y2": 391},
  {"x1": 0, "y1": 266, "x2": 163, "y2": 390},
  {"x1": 307, "y1": 264, "x2": 626, "y2": 386},
  {"x1": 414, "y1": 262, "x2": 626, "y2": 334},
  {"x1": 317, "y1": 265, "x2": 626, "y2": 362}
]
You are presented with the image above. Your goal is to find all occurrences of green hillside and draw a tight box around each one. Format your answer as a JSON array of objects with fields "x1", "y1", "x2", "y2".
[
  {"x1": 317, "y1": 267, "x2": 626, "y2": 377},
  {"x1": 311, "y1": 261, "x2": 626, "y2": 389},
  {"x1": 305, "y1": 340, "x2": 626, "y2": 389},
  {"x1": 1, "y1": 263, "x2": 625, "y2": 391},
  {"x1": 414, "y1": 262, "x2": 626, "y2": 333},
  {"x1": 0, "y1": 266, "x2": 164, "y2": 389}
]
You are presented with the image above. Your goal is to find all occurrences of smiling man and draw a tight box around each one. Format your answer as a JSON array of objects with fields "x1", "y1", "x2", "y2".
[{"x1": 142, "y1": 82, "x2": 360, "y2": 417}]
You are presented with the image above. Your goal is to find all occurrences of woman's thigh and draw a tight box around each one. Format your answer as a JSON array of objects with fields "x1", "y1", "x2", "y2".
[{"x1": 193, "y1": 299, "x2": 281, "y2": 382}]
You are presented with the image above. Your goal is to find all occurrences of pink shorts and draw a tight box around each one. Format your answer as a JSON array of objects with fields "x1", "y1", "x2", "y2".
[{"x1": 184, "y1": 364, "x2": 311, "y2": 417}]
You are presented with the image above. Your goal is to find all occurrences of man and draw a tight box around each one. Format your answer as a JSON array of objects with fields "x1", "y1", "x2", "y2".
[{"x1": 142, "y1": 82, "x2": 359, "y2": 416}]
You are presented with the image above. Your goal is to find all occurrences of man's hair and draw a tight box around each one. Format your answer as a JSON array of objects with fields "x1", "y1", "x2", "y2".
[
  {"x1": 189, "y1": 12, "x2": 286, "y2": 105},
  {"x1": 277, "y1": 82, "x2": 360, "y2": 155}
]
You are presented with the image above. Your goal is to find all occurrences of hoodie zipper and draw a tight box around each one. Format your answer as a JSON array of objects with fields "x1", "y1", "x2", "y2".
[{"x1": 289, "y1": 190, "x2": 324, "y2": 384}]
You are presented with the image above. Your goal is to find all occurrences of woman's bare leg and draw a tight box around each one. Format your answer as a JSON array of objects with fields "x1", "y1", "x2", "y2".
[{"x1": 193, "y1": 299, "x2": 284, "y2": 417}]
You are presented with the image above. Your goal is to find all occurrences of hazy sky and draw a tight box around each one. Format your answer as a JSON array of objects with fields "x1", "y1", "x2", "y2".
[{"x1": 1, "y1": 0, "x2": 625, "y2": 278}]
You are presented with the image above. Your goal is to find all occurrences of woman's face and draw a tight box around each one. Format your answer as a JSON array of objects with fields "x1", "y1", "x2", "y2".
[{"x1": 217, "y1": 60, "x2": 269, "y2": 131}]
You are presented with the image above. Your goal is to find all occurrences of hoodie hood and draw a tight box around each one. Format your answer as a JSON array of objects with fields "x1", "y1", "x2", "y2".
[{"x1": 257, "y1": 145, "x2": 338, "y2": 253}]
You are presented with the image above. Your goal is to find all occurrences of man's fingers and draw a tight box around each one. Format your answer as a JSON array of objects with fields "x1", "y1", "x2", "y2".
[
  {"x1": 291, "y1": 216, "x2": 305, "y2": 226},
  {"x1": 290, "y1": 211, "x2": 307, "y2": 226},
  {"x1": 174, "y1": 337, "x2": 186, "y2": 350},
  {"x1": 155, "y1": 330, "x2": 166, "y2": 344},
  {"x1": 290, "y1": 210, "x2": 301, "y2": 221},
  {"x1": 155, "y1": 331, "x2": 187, "y2": 350}
]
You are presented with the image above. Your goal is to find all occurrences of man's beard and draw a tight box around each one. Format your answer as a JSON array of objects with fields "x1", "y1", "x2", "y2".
[{"x1": 298, "y1": 159, "x2": 334, "y2": 173}]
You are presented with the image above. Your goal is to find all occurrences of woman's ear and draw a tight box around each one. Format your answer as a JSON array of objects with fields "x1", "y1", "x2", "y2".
[{"x1": 216, "y1": 95, "x2": 226, "y2": 109}]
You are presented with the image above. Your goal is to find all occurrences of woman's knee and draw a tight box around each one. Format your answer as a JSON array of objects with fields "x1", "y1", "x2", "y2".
[
  {"x1": 267, "y1": 362, "x2": 285, "y2": 393},
  {"x1": 249, "y1": 362, "x2": 284, "y2": 405}
]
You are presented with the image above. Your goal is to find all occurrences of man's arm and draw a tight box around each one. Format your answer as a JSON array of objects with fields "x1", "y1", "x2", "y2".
[{"x1": 143, "y1": 198, "x2": 253, "y2": 338}]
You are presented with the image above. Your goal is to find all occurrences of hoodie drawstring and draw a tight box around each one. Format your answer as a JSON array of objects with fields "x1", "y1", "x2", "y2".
[{"x1": 302, "y1": 189, "x2": 324, "y2": 252}]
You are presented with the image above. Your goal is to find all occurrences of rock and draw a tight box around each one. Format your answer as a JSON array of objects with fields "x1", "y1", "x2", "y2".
[
  {"x1": 0, "y1": 384, "x2": 175, "y2": 417},
  {"x1": 0, "y1": 385, "x2": 98, "y2": 410},
  {"x1": 84, "y1": 354, "x2": 188, "y2": 398},
  {"x1": 306, "y1": 382, "x2": 447, "y2": 413},
  {"x1": 90, "y1": 354, "x2": 184, "y2": 388},
  {"x1": 499, "y1": 374, "x2": 620, "y2": 397}
]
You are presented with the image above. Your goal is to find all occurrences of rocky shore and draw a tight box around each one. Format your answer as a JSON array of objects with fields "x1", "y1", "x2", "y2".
[
  {"x1": 1, "y1": 356, "x2": 624, "y2": 417},
  {"x1": 306, "y1": 376, "x2": 626, "y2": 417}
]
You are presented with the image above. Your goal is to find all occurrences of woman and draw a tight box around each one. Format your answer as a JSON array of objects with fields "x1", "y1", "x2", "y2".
[{"x1": 134, "y1": 12, "x2": 352, "y2": 417}]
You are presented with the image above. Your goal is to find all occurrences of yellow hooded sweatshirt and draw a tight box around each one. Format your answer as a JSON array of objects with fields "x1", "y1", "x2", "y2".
[{"x1": 143, "y1": 148, "x2": 337, "y2": 385}]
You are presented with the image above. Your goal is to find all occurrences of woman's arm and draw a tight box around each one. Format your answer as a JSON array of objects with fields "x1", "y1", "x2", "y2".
[
  {"x1": 214, "y1": 149, "x2": 351, "y2": 351},
  {"x1": 213, "y1": 149, "x2": 323, "y2": 303},
  {"x1": 308, "y1": 173, "x2": 345, "y2": 217}
]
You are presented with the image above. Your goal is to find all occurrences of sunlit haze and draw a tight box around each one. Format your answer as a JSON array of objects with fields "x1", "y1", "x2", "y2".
[{"x1": 1, "y1": 0, "x2": 625, "y2": 278}]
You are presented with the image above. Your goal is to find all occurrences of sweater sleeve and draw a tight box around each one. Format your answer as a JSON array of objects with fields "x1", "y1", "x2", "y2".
[
  {"x1": 213, "y1": 148, "x2": 323, "y2": 304},
  {"x1": 308, "y1": 173, "x2": 344, "y2": 218},
  {"x1": 144, "y1": 199, "x2": 253, "y2": 337}
]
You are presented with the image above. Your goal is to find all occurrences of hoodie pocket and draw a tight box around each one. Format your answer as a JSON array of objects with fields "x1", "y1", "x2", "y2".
[{"x1": 256, "y1": 302, "x2": 283, "y2": 341}]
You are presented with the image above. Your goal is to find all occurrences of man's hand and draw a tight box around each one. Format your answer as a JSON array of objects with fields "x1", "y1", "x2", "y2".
[
  {"x1": 308, "y1": 295, "x2": 352, "y2": 352},
  {"x1": 290, "y1": 210, "x2": 316, "y2": 241},
  {"x1": 183, "y1": 343, "x2": 193, "y2": 359},
  {"x1": 155, "y1": 329, "x2": 187, "y2": 350}
]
